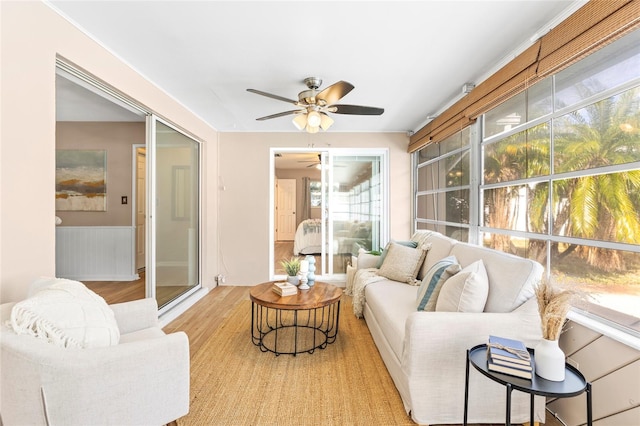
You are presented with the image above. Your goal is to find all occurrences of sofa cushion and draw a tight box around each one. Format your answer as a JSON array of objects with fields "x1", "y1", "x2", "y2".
[
  {"x1": 450, "y1": 243, "x2": 543, "y2": 312},
  {"x1": 356, "y1": 250, "x2": 382, "y2": 270},
  {"x1": 417, "y1": 232, "x2": 458, "y2": 279},
  {"x1": 377, "y1": 240, "x2": 418, "y2": 268},
  {"x1": 435, "y1": 260, "x2": 489, "y2": 312},
  {"x1": 364, "y1": 280, "x2": 417, "y2": 360},
  {"x1": 9, "y1": 277, "x2": 120, "y2": 349},
  {"x1": 378, "y1": 242, "x2": 427, "y2": 285},
  {"x1": 416, "y1": 255, "x2": 461, "y2": 311},
  {"x1": 410, "y1": 230, "x2": 433, "y2": 248},
  {"x1": 345, "y1": 264, "x2": 357, "y2": 295},
  {"x1": 119, "y1": 326, "x2": 166, "y2": 343}
]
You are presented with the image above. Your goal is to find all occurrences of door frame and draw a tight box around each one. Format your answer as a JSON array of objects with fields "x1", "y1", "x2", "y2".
[
  {"x1": 270, "y1": 147, "x2": 325, "y2": 279},
  {"x1": 131, "y1": 144, "x2": 146, "y2": 272},
  {"x1": 269, "y1": 147, "x2": 390, "y2": 281}
]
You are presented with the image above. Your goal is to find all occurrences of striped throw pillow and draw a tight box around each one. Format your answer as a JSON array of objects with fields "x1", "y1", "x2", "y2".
[{"x1": 416, "y1": 255, "x2": 461, "y2": 311}]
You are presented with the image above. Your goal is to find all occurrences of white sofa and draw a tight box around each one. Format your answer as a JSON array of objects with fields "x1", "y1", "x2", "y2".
[
  {"x1": 353, "y1": 230, "x2": 545, "y2": 425},
  {"x1": 0, "y1": 280, "x2": 190, "y2": 426}
]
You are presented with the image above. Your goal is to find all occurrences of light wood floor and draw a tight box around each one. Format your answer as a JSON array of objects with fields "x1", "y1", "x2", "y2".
[
  {"x1": 84, "y1": 273, "x2": 193, "y2": 307},
  {"x1": 87, "y1": 281, "x2": 561, "y2": 426}
]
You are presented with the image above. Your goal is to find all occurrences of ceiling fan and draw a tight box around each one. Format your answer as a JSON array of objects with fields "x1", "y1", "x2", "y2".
[
  {"x1": 247, "y1": 77, "x2": 384, "y2": 133},
  {"x1": 298, "y1": 154, "x2": 346, "y2": 168}
]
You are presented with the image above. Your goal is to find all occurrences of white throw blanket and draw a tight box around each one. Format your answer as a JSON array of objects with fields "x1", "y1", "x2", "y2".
[
  {"x1": 349, "y1": 268, "x2": 386, "y2": 318},
  {"x1": 9, "y1": 278, "x2": 120, "y2": 348}
]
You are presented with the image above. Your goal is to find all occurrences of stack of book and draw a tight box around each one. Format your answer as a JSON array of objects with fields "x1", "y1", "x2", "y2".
[
  {"x1": 487, "y1": 335, "x2": 533, "y2": 379},
  {"x1": 272, "y1": 282, "x2": 298, "y2": 296}
]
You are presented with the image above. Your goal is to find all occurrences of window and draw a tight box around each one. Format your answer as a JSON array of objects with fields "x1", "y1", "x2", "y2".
[
  {"x1": 413, "y1": 29, "x2": 640, "y2": 334},
  {"x1": 415, "y1": 127, "x2": 472, "y2": 241},
  {"x1": 309, "y1": 181, "x2": 322, "y2": 207}
]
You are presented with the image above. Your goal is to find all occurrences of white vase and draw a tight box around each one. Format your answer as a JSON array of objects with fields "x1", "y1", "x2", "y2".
[{"x1": 535, "y1": 338, "x2": 566, "y2": 381}]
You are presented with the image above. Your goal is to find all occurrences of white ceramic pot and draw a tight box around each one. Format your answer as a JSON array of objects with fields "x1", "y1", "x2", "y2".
[{"x1": 535, "y1": 338, "x2": 566, "y2": 381}]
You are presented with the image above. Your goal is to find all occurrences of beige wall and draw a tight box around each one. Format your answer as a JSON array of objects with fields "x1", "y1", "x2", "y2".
[
  {"x1": 218, "y1": 132, "x2": 410, "y2": 286},
  {"x1": 56, "y1": 122, "x2": 145, "y2": 226},
  {"x1": 0, "y1": 2, "x2": 218, "y2": 302},
  {"x1": 0, "y1": 2, "x2": 411, "y2": 300}
]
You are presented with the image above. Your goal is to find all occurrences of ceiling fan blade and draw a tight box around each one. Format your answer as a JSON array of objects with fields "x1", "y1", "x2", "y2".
[
  {"x1": 316, "y1": 81, "x2": 354, "y2": 105},
  {"x1": 255, "y1": 110, "x2": 301, "y2": 121},
  {"x1": 247, "y1": 89, "x2": 298, "y2": 105},
  {"x1": 331, "y1": 104, "x2": 384, "y2": 115},
  {"x1": 298, "y1": 154, "x2": 322, "y2": 163}
]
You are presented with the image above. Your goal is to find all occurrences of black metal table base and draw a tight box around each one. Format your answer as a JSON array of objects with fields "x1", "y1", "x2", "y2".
[
  {"x1": 251, "y1": 301, "x2": 340, "y2": 356},
  {"x1": 464, "y1": 344, "x2": 592, "y2": 426}
]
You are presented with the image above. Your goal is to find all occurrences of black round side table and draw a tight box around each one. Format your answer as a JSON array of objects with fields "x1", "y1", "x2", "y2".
[{"x1": 464, "y1": 343, "x2": 592, "y2": 426}]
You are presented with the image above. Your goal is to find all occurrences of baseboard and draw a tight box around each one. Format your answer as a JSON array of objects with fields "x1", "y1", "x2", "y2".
[{"x1": 64, "y1": 274, "x2": 140, "y2": 281}]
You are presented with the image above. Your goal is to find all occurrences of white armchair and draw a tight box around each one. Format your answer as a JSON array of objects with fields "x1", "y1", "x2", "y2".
[{"x1": 1, "y1": 296, "x2": 189, "y2": 426}]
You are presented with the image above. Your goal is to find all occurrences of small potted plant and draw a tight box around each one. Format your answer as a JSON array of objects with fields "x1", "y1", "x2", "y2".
[{"x1": 280, "y1": 256, "x2": 301, "y2": 285}]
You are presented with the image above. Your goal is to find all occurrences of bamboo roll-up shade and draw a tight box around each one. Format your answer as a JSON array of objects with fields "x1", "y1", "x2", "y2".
[
  {"x1": 408, "y1": 98, "x2": 474, "y2": 151},
  {"x1": 429, "y1": 115, "x2": 476, "y2": 145},
  {"x1": 538, "y1": 0, "x2": 632, "y2": 58},
  {"x1": 537, "y1": 1, "x2": 640, "y2": 79},
  {"x1": 464, "y1": 63, "x2": 537, "y2": 121},
  {"x1": 409, "y1": 0, "x2": 639, "y2": 153},
  {"x1": 465, "y1": 42, "x2": 540, "y2": 108},
  {"x1": 409, "y1": 97, "x2": 465, "y2": 144}
]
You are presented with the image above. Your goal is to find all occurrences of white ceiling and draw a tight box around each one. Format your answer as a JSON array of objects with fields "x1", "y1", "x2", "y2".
[{"x1": 48, "y1": 1, "x2": 585, "y2": 133}]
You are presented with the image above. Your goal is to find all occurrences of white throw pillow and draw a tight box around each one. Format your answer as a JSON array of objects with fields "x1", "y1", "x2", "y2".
[
  {"x1": 416, "y1": 255, "x2": 461, "y2": 311},
  {"x1": 435, "y1": 260, "x2": 489, "y2": 313},
  {"x1": 10, "y1": 277, "x2": 120, "y2": 348},
  {"x1": 378, "y1": 242, "x2": 428, "y2": 285}
]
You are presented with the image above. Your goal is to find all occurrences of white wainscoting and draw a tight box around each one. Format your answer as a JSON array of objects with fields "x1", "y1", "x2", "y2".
[{"x1": 56, "y1": 226, "x2": 139, "y2": 281}]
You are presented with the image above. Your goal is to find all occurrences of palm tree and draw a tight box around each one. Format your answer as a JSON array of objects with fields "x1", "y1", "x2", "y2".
[
  {"x1": 483, "y1": 85, "x2": 640, "y2": 272},
  {"x1": 483, "y1": 123, "x2": 550, "y2": 255},
  {"x1": 552, "y1": 86, "x2": 640, "y2": 271}
]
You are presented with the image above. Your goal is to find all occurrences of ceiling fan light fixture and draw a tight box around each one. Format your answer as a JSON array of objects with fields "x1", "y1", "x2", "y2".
[
  {"x1": 307, "y1": 110, "x2": 322, "y2": 128},
  {"x1": 319, "y1": 113, "x2": 334, "y2": 131},
  {"x1": 306, "y1": 124, "x2": 320, "y2": 134},
  {"x1": 249, "y1": 78, "x2": 383, "y2": 133},
  {"x1": 292, "y1": 113, "x2": 307, "y2": 131}
]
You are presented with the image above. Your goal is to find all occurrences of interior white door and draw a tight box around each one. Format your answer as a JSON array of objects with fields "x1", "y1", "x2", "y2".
[
  {"x1": 135, "y1": 148, "x2": 146, "y2": 271},
  {"x1": 277, "y1": 179, "x2": 296, "y2": 241}
]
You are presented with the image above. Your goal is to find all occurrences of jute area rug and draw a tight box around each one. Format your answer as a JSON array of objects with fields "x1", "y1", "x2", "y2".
[{"x1": 179, "y1": 296, "x2": 415, "y2": 425}]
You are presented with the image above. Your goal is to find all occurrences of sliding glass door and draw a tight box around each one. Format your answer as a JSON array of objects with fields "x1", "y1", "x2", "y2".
[
  {"x1": 148, "y1": 117, "x2": 200, "y2": 311},
  {"x1": 323, "y1": 152, "x2": 385, "y2": 275}
]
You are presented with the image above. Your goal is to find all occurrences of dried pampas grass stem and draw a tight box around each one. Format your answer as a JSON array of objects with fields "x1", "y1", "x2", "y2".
[{"x1": 535, "y1": 278, "x2": 575, "y2": 341}]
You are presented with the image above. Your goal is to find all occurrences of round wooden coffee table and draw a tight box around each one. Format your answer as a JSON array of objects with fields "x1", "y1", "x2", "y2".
[{"x1": 250, "y1": 281, "x2": 342, "y2": 356}]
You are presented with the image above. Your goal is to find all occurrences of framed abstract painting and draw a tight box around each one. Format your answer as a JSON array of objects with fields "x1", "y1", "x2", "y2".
[{"x1": 56, "y1": 149, "x2": 107, "y2": 211}]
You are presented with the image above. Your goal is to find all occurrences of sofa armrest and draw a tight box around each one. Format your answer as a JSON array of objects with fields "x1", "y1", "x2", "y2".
[
  {"x1": 1, "y1": 330, "x2": 189, "y2": 426},
  {"x1": 356, "y1": 250, "x2": 380, "y2": 270},
  {"x1": 47, "y1": 332, "x2": 189, "y2": 425},
  {"x1": 110, "y1": 298, "x2": 159, "y2": 334},
  {"x1": 402, "y1": 298, "x2": 541, "y2": 373},
  {"x1": 400, "y1": 297, "x2": 544, "y2": 423}
]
